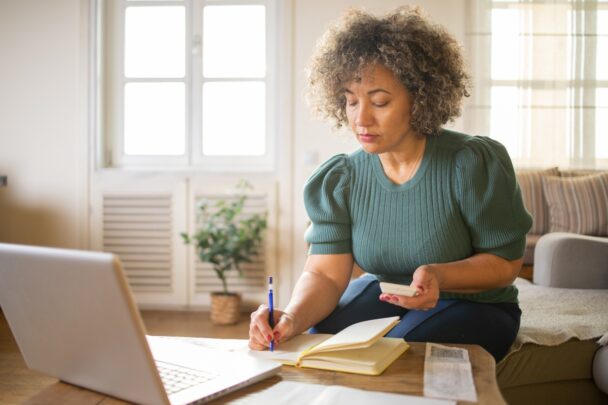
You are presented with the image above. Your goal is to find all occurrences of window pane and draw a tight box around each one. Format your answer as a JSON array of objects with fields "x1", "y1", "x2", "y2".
[
  {"x1": 490, "y1": 86, "x2": 522, "y2": 158},
  {"x1": 596, "y1": 89, "x2": 608, "y2": 159},
  {"x1": 530, "y1": 3, "x2": 569, "y2": 81},
  {"x1": 125, "y1": 6, "x2": 185, "y2": 78},
  {"x1": 491, "y1": 9, "x2": 520, "y2": 80},
  {"x1": 203, "y1": 5, "x2": 266, "y2": 78},
  {"x1": 202, "y1": 82, "x2": 265, "y2": 156},
  {"x1": 124, "y1": 83, "x2": 185, "y2": 155}
]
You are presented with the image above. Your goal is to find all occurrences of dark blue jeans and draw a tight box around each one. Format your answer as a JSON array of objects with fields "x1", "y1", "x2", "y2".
[{"x1": 310, "y1": 275, "x2": 521, "y2": 362}]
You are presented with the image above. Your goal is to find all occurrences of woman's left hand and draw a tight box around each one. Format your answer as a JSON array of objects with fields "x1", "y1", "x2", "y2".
[{"x1": 379, "y1": 265, "x2": 440, "y2": 310}]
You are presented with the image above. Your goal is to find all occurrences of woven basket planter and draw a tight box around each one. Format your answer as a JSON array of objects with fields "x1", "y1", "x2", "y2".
[{"x1": 210, "y1": 292, "x2": 242, "y2": 325}]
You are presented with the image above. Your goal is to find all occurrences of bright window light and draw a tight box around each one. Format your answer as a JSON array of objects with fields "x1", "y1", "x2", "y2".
[
  {"x1": 491, "y1": 9, "x2": 520, "y2": 80},
  {"x1": 124, "y1": 83, "x2": 185, "y2": 155},
  {"x1": 491, "y1": 86, "x2": 522, "y2": 158},
  {"x1": 125, "y1": 6, "x2": 185, "y2": 78},
  {"x1": 203, "y1": 5, "x2": 266, "y2": 78},
  {"x1": 202, "y1": 82, "x2": 265, "y2": 156}
]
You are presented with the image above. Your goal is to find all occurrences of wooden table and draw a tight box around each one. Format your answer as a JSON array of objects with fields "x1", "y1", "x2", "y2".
[{"x1": 24, "y1": 342, "x2": 505, "y2": 405}]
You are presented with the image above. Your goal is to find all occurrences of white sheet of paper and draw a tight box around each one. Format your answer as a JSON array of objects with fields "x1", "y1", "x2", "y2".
[
  {"x1": 229, "y1": 381, "x2": 456, "y2": 405},
  {"x1": 151, "y1": 336, "x2": 250, "y2": 352},
  {"x1": 423, "y1": 343, "x2": 477, "y2": 402}
]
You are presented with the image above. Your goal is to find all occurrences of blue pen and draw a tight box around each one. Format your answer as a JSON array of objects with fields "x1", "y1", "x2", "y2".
[{"x1": 268, "y1": 276, "x2": 275, "y2": 352}]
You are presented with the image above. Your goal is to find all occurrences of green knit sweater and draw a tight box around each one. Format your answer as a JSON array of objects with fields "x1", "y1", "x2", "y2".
[{"x1": 304, "y1": 130, "x2": 532, "y2": 303}]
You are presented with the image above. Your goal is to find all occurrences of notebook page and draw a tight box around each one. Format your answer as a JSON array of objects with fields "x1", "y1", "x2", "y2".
[
  {"x1": 250, "y1": 334, "x2": 330, "y2": 363},
  {"x1": 308, "y1": 316, "x2": 399, "y2": 354}
]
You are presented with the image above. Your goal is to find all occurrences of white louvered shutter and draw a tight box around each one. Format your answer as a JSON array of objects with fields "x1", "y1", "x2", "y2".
[
  {"x1": 90, "y1": 177, "x2": 188, "y2": 306},
  {"x1": 102, "y1": 194, "x2": 173, "y2": 293}
]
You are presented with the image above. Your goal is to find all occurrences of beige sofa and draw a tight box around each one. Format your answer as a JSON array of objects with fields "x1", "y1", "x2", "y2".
[{"x1": 497, "y1": 166, "x2": 608, "y2": 405}]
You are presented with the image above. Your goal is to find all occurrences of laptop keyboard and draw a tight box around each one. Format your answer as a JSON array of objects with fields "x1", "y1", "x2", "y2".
[{"x1": 156, "y1": 360, "x2": 219, "y2": 395}]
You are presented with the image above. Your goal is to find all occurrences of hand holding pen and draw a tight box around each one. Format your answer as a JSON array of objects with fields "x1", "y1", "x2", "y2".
[{"x1": 247, "y1": 279, "x2": 296, "y2": 351}]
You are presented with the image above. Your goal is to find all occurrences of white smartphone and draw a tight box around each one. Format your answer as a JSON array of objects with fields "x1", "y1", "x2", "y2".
[{"x1": 379, "y1": 282, "x2": 419, "y2": 297}]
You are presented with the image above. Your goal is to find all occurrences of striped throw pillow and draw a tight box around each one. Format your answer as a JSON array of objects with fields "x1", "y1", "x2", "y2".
[
  {"x1": 542, "y1": 173, "x2": 608, "y2": 236},
  {"x1": 516, "y1": 167, "x2": 559, "y2": 234}
]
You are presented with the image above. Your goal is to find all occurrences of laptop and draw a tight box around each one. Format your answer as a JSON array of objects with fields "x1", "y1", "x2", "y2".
[{"x1": 0, "y1": 243, "x2": 281, "y2": 405}]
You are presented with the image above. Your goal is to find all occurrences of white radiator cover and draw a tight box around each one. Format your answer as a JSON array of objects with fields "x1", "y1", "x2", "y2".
[
  {"x1": 102, "y1": 194, "x2": 174, "y2": 293},
  {"x1": 90, "y1": 175, "x2": 276, "y2": 309}
]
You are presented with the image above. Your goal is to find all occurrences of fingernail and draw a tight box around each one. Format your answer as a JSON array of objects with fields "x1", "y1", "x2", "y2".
[
  {"x1": 273, "y1": 331, "x2": 281, "y2": 340},
  {"x1": 391, "y1": 296, "x2": 398, "y2": 302},
  {"x1": 267, "y1": 334, "x2": 272, "y2": 342}
]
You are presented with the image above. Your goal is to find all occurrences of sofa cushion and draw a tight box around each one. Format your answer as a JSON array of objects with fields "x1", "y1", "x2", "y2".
[
  {"x1": 497, "y1": 339, "x2": 608, "y2": 405},
  {"x1": 542, "y1": 172, "x2": 608, "y2": 236},
  {"x1": 497, "y1": 339, "x2": 599, "y2": 389},
  {"x1": 498, "y1": 373, "x2": 607, "y2": 405},
  {"x1": 516, "y1": 167, "x2": 559, "y2": 235},
  {"x1": 559, "y1": 169, "x2": 599, "y2": 177}
]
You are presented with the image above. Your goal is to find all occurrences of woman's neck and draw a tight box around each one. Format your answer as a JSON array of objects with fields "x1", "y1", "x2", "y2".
[{"x1": 379, "y1": 136, "x2": 427, "y2": 185}]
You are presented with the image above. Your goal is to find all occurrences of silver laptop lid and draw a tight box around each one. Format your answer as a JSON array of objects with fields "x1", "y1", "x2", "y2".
[{"x1": 0, "y1": 243, "x2": 169, "y2": 405}]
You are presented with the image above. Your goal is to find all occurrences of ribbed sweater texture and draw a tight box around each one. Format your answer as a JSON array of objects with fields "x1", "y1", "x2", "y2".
[{"x1": 304, "y1": 130, "x2": 532, "y2": 303}]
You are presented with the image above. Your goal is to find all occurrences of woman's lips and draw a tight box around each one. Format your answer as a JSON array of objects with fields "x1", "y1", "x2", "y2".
[{"x1": 358, "y1": 133, "x2": 378, "y2": 143}]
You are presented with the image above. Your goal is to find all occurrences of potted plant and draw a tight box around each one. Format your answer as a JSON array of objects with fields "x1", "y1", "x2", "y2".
[{"x1": 181, "y1": 181, "x2": 267, "y2": 325}]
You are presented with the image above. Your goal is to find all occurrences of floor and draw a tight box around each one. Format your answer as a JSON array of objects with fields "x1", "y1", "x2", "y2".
[{"x1": 0, "y1": 309, "x2": 250, "y2": 404}]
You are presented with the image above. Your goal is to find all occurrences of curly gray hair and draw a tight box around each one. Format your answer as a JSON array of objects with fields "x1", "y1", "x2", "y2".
[{"x1": 307, "y1": 6, "x2": 470, "y2": 136}]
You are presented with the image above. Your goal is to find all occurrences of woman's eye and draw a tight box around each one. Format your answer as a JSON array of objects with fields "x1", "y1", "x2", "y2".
[
  {"x1": 346, "y1": 100, "x2": 358, "y2": 107},
  {"x1": 373, "y1": 101, "x2": 389, "y2": 107}
]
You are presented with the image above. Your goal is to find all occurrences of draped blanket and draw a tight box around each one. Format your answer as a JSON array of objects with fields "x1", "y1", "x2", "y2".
[{"x1": 510, "y1": 278, "x2": 608, "y2": 353}]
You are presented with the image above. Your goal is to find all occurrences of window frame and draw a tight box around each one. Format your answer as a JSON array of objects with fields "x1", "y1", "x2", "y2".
[{"x1": 101, "y1": 0, "x2": 277, "y2": 171}]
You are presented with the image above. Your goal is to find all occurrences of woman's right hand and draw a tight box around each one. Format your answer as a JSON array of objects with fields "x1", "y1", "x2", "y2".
[{"x1": 248, "y1": 305, "x2": 296, "y2": 350}]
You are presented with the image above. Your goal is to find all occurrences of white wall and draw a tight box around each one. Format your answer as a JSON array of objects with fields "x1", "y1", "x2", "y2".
[
  {"x1": 0, "y1": 0, "x2": 88, "y2": 248},
  {"x1": 290, "y1": 0, "x2": 467, "y2": 283}
]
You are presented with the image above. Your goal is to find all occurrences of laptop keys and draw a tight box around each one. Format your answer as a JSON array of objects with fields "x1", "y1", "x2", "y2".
[{"x1": 156, "y1": 360, "x2": 219, "y2": 394}]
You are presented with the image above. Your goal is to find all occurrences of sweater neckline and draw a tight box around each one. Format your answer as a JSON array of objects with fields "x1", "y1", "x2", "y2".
[{"x1": 371, "y1": 135, "x2": 436, "y2": 191}]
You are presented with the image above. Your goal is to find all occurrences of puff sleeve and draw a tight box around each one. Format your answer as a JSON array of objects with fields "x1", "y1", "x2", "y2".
[
  {"x1": 303, "y1": 154, "x2": 352, "y2": 254},
  {"x1": 454, "y1": 136, "x2": 532, "y2": 260}
]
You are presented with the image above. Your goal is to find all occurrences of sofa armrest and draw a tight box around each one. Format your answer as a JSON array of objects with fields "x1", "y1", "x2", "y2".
[
  {"x1": 594, "y1": 346, "x2": 608, "y2": 394},
  {"x1": 533, "y1": 232, "x2": 608, "y2": 288}
]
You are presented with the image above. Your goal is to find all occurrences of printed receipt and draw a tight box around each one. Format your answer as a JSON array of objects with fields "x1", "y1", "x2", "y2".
[{"x1": 423, "y1": 343, "x2": 477, "y2": 402}]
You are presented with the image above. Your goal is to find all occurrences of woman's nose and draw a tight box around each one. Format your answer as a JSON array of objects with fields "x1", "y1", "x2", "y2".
[{"x1": 355, "y1": 103, "x2": 373, "y2": 128}]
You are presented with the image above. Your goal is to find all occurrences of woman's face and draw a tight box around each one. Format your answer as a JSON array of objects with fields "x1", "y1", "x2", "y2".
[{"x1": 344, "y1": 64, "x2": 418, "y2": 154}]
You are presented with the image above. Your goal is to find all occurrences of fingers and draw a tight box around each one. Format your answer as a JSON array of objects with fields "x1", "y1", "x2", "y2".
[
  {"x1": 248, "y1": 305, "x2": 296, "y2": 350},
  {"x1": 272, "y1": 311, "x2": 295, "y2": 344},
  {"x1": 248, "y1": 304, "x2": 274, "y2": 350},
  {"x1": 379, "y1": 292, "x2": 437, "y2": 310},
  {"x1": 382, "y1": 267, "x2": 441, "y2": 311}
]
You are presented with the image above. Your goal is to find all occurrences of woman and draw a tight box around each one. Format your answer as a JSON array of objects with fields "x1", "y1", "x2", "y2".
[{"x1": 249, "y1": 6, "x2": 532, "y2": 362}]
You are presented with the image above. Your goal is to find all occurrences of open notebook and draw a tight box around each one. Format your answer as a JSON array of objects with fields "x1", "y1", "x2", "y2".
[{"x1": 252, "y1": 316, "x2": 409, "y2": 375}]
